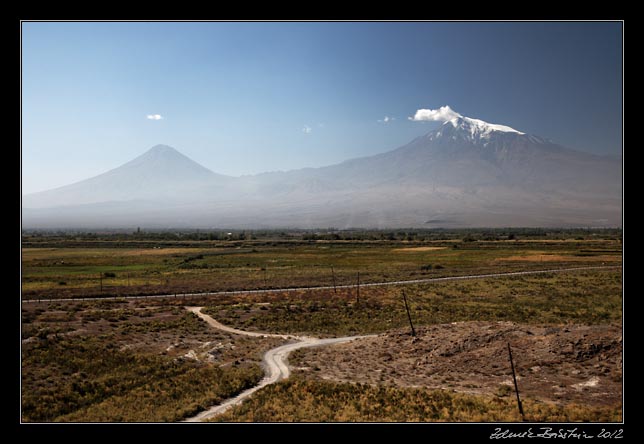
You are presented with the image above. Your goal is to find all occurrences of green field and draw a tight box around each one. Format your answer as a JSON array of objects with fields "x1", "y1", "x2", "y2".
[{"x1": 21, "y1": 230, "x2": 622, "y2": 301}]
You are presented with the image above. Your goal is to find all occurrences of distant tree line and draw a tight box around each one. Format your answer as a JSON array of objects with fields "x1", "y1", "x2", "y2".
[{"x1": 22, "y1": 227, "x2": 622, "y2": 246}]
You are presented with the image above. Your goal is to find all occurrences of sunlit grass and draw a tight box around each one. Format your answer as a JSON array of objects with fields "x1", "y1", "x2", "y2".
[
  {"x1": 202, "y1": 269, "x2": 622, "y2": 336},
  {"x1": 212, "y1": 378, "x2": 621, "y2": 422},
  {"x1": 21, "y1": 239, "x2": 621, "y2": 300}
]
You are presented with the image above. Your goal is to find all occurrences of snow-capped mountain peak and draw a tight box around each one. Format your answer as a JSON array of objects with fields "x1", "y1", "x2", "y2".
[
  {"x1": 425, "y1": 115, "x2": 527, "y2": 145},
  {"x1": 447, "y1": 116, "x2": 525, "y2": 137}
]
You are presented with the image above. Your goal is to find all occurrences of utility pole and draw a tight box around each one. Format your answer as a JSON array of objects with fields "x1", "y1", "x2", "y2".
[
  {"x1": 331, "y1": 266, "x2": 337, "y2": 294},
  {"x1": 507, "y1": 343, "x2": 525, "y2": 420},
  {"x1": 263, "y1": 267, "x2": 268, "y2": 289},
  {"x1": 402, "y1": 289, "x2": 415, "y2": 337},
  {"x1": 99, "y1": 273, "x2": 103, "y2": 292},
  {"x1": 356, "y1": 272, "x2": 360, "y2": 304}
]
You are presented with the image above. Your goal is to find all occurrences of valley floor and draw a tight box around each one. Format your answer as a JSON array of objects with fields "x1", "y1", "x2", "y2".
[{"x1": 21, "y1": 233, "x2": 623, "y2": 422}]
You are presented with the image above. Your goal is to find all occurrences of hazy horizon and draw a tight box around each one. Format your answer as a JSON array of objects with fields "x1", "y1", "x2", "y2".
[{"x1": 22, "y1": 21, "x2": 622, "y2": 195}]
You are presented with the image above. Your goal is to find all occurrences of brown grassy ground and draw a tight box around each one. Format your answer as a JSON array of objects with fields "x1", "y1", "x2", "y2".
[
  {"x1": 290, "y1": 322, "x2": 622, "y2": 409},
  {"x1": 212, "y1": 378, "x2": 620, "y2": 422},
  {"x1": 21, "y1": 237, "x2": 622, "y2": 422},
  {"x1": 202, "y1": 269, "x2": 622, "y2": 336},
  {"x1": 21, "y1": 299, "x2": 283, "y2": 422}
]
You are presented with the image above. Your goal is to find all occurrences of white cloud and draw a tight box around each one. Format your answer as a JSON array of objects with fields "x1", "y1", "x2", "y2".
[
  {"x1": 408, "y1": 105, "x2": 461, "y2": 122},
  {"x1": 378, "y1": 116, "x2": 395, "y2": 123},
  {"x1": 146, "y1": 114, "x2": 164, "y2": 120},
  {"x1": 302, "y1": 125, "x2": 312, "y2": 134}
]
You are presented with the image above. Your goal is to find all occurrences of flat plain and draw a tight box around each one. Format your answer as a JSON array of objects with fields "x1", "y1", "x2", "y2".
[{"x1": 21, "y1": 229, "x2": 622, "y2": 422}]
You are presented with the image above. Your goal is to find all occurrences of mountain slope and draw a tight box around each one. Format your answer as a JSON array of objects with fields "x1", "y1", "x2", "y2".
[
  {"x1": 23, "y1": 145, "x2": 232, "y2": 208},
  {"x1": 22, "y1": 117, "x2": 622, "y2": 228},
  {"x1": 234, "y1": 116, "x2": 620, "y2": 200}
]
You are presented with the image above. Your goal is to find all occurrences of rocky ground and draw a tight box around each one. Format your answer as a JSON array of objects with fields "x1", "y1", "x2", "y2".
[{"x1": 292, "y1": 321, "x2": 622, "y2": 407}]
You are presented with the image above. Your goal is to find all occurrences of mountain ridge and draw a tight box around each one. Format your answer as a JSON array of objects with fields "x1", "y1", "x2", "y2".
[{"x1": 22, "y1": 115, "x2": 622, "y2": 228}]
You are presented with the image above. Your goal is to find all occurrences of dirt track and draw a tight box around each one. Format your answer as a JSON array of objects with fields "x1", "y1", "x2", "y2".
[{"x1": 184, "y1": 307, "x2": 370, "y2": 422}]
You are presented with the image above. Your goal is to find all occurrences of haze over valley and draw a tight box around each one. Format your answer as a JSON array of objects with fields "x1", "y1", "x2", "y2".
[{"x1": 23, "y1": 112, "x2": 621, "y2": 229}]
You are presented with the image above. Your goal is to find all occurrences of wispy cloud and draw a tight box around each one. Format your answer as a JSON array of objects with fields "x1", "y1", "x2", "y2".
[
  {"x1": 302, "y1": 125, "x2": 312, "y2": 134},
  {"x1": 146, "y1": 114, "x2": 164, "y2": 120},
  {"x1": 408, "y1": 106, "x2": 461, "y2": 122},
  {"x1": 378, "y1": 116, "x2": 395, "y2": 123}
]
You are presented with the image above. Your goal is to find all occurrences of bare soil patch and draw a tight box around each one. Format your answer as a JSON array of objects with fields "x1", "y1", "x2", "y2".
[
  {"x1": 392, "y1": 247, "x2": 447, "y2": 252},
  {"x1": 292, "y1": 321, "x2": 621, "y2": 408},
  {"x1": 122, "y1": 247, "x2": 210, "y2": 256}
]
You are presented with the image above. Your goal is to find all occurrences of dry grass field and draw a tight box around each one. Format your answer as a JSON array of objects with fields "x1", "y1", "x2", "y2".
[{"x1": 21, "y1": 230, "x2": 622, "y2": 422}]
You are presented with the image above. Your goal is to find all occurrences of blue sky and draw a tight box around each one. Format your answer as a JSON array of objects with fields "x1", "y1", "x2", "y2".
[{"x1": 22, "y1": 21, "x2": 622, "y2": 194}]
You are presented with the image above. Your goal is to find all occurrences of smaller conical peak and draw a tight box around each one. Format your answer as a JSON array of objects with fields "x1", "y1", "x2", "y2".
[
  {"x1": 147, "y1": 144, "x2": 179, "y2": 154},
  {"x1": 118, "y1": 144, "x2": 218, "y2": 178},
  {"x1": 125, "y1": 144, "x2": 197, "y2": 168},
  {"x1": 135, "y1": 144, "x2": 189, "y2": 162}
]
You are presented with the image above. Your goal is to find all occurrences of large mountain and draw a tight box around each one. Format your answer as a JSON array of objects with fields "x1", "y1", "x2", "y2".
[{"x1": 22, "y1": 116, "x2": 622, "y2": 228}]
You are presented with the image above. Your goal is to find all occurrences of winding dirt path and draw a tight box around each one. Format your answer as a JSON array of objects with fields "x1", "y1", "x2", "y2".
[{"x1": 183, "y1": 307, "x2": 371, "y2": 422}]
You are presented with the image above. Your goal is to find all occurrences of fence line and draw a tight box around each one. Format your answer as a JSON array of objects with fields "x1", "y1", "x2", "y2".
[{"x1": 22, "y1": 265, "x2": 621, "y2": 304}]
